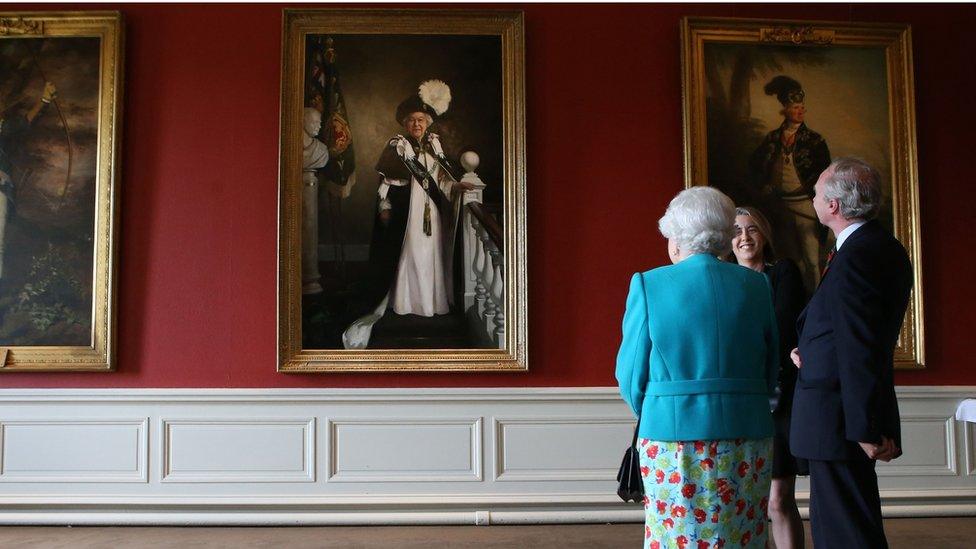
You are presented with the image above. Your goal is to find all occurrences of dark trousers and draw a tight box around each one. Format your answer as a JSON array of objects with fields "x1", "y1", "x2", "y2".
[{"x1": 808, "y1": 458, "x2": 888, "y2": 549}]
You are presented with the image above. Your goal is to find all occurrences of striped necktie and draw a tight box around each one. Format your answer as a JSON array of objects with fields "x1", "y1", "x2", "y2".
[{"x1": 821, "y1": 246, "x2": 836, "y2": 278}]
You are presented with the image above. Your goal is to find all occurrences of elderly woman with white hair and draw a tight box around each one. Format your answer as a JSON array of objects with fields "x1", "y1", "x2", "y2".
[{"x1": 616, "y1": 186, "x2": 779, "y2": 548}]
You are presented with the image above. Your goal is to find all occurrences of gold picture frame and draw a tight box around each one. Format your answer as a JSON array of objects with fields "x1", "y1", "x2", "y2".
[
  {"x1": 681, "y1": 16, "x2": 924, "y2": 369},
  {"x1": 0, "y1": 12, "x2": 123, "y2": 372},
  {"x1": 278, "y1": 9, "x2": 527, "y2": 372}
]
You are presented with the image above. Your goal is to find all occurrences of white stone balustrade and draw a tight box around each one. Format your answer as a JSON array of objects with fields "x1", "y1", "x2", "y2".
[{"x1": 459, "y1": 151, "x2": 505, "y2": 349}]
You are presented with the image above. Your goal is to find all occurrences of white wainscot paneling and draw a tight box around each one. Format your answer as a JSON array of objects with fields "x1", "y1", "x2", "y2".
[
  {"x1": 0, "y1": 419, "x2": 148, "y2": 483},
  {"x1": 967, "y1": 423, "x2": 976, "y2": 476},
  {"x1": 877, "y1": 414, "x2": 956, "y2": 477},
  {"x1": 162, "y1": 418, "x2": 315, "y2": 482},
  {"x1": 0, "y1": 387, "x2": 972, "y2": 525},
  {"x1": 329, "y1": 418, "x2": 482, "y2": 482},
  {"x1": 494, "y1": 418, "x2": 633, "y2": 481}
]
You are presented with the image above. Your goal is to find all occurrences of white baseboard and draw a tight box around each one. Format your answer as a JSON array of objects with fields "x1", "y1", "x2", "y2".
[{"x1": 0, "y1": 386, "x2": 973, "y2": 525}]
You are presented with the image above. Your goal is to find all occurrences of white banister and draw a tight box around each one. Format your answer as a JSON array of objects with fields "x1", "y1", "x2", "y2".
[
  {"x1": 480, "y1": 229, "x2": 498, "y2": 336},
  {"x1": 461, "y1": 152, "x2": 486, "y2": 311},
  {"x1": 459, "y1": 151, "x2": 504, "y2": 349},
  {"x1": 489, "y1": 246, "x2": 505, "y2": 344}
]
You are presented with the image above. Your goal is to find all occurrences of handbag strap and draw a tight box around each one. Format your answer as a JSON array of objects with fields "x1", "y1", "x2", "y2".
[{"x1": 631, "y1": 421, "x2": 640, "y2": 449}]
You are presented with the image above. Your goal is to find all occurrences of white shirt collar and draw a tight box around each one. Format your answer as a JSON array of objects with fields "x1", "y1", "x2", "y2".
[{"x1": 835, "y1": 221, "x2": 867, "y2": 251}]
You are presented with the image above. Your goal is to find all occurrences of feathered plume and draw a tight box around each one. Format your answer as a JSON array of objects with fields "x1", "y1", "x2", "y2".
[
  {"x1": 763, "y1": 75, "x2": 801, "y2": 97},
  {"x1": 419, "y1": 79, "x2": 451, "y2": 116}
]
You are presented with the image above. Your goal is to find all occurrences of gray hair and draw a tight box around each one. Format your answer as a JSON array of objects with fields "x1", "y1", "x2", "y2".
[
  {"x1": 659, "y1": 186, "x2": 736, "y2": 256},
  {"x1": 821, "y1": 157, "x2": 883, "y2": 221}
]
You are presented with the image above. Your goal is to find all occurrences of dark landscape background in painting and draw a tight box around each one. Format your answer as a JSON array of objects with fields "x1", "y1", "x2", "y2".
[{"x1": 0, "y1": 37, "x2": 100, "y2": 346}]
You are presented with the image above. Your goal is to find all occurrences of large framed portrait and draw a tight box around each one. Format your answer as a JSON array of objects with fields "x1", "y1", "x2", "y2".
[
  {"x1": 681, "y1": 17, "x2": 924, "y2": 369},
  {"x1": 278, "y1": 10, "x2": 526, "y2": 372},
  {"x1": 0, "y1": 12, "x2": 122, "y2": 372}
]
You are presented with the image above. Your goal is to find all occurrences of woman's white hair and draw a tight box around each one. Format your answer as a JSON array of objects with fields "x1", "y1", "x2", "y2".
[
  {"x1": 658, "y1": 186, "x2": 737, "y2": 256},
  {"x1": 821, "y1": 157, "x2": 882, "y2": 221}
]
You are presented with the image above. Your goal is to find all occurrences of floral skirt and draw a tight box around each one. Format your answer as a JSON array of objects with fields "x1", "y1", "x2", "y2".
[{"x1": 638, "y1": 437, "x2": 772, "y2": 549}]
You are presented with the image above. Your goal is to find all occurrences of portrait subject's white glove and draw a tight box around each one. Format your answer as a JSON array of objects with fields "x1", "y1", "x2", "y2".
[
  {"x1": 428, "y1": 133, "x2": 445, "y2": 157},
  {"x1": 393, "y1": 135, "x2": 415, "y2": 161}
]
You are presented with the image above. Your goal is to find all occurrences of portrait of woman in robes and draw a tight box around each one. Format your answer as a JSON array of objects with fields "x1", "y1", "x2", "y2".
[{"x1": 342, "y1": 80, "x2": 473, "y2": 349}]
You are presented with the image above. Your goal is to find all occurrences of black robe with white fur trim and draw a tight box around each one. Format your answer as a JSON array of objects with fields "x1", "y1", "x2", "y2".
[{"x1": 356, "y1": 134, "x2": 464, "y2": 321}]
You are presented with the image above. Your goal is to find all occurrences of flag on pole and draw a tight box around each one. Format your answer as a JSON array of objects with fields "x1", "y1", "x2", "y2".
[
  {"x1": 306, "y1": 36, "x2": 356, "y2": 198},
  {"x1": 306, "y1": 35, "x2": 355, "y2": 272}
]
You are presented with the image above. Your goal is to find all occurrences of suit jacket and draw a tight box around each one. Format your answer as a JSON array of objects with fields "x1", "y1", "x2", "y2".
[
  {"x1": 790, "y1": 220, "x2": 913, "y2": 460},
  {"x1": 615, "y1": 254, "x2": 778, "y2": 441}
]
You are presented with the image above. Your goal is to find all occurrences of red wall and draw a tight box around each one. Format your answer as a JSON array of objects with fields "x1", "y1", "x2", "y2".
[{"x1": 5, "y1": 3, "x2": 974, "y2": 388}]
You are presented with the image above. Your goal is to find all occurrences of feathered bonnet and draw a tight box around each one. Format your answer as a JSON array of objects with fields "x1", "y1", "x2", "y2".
[
  {"x1": 396, "y1": 79, "x2": 452, "y2": 124},
  {"x1": 764, "y1": 75, "x2": 805, "y2": 106}
]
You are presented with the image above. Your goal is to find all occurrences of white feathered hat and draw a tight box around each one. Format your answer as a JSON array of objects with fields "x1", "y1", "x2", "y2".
[{"x1": 396, "y1": 79, "x2": 451, "y2": 124}]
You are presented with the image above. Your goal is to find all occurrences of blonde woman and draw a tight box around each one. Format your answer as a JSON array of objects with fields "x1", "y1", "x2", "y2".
[{"x1": 732, "y1": 207, "x2": 808, "y2": 549}]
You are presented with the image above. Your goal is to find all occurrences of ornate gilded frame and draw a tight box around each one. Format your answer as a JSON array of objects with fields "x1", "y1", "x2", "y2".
[
  {"x1": 0, "y1": 12, "x2": 123, "y2": 372},
  {"x1": 278, "y1": 9, "x2": 527, "y2": 372},
  {"x1": 681, "y1": 17, "x2": 924, "y2": 369}
]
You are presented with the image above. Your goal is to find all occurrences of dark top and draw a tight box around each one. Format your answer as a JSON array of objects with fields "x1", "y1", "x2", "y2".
[
  {"x1": 790, "y1": 220, "x2": 913, "y2": 461},
  {"x1": 749, "y1": 122, "x2": 831, "y2": 199},
  {"x1": 764, "y1": 258, "x2": 807, "y2": 414}
]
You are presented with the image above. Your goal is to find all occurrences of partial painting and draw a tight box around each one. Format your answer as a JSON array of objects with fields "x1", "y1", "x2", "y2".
[{"x1": 0, "y1": 36, "x2": 100, "y2": 346}]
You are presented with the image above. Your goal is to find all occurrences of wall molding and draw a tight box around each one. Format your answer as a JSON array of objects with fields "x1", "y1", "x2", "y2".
[
  {"x1": 327, "y1": 417, "x2": 483, "y2": 483},
  {"x1": 493, "y1": 417, "x2": 634, "y2": 482},
  {"x1": 0, "y1": 386, "x2": 973, "y2": 525},
  {"x1": 966, "y1": 423, "x2": 976, "y2": 476},
  {"x1": 0, "y1": 418, "x2": 148, "y2": 484},
  {"x1": 160, "y1": 418, "x2": 315, "y2": 483}
]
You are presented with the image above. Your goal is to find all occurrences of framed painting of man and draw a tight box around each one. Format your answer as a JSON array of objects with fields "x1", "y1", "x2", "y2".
[
  {"x1": 278, "y1": 10, "x2": 526, "y2": 372},
  {"x1": 0, "y1": 12, "x2": 122, "y2": 372},
  {"x1": 681, "y1": 17, "x2": 924, "y2": 368}
]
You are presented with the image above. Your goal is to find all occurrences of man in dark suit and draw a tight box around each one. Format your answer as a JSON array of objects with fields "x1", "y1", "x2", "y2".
[{"x1": 789, "y1": 157, "x2": 913, "y2": 548}]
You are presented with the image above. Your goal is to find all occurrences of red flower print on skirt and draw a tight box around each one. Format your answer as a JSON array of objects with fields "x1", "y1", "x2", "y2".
[{"x1": 638, "y1": 438, "x2": 772, "y2": 549}]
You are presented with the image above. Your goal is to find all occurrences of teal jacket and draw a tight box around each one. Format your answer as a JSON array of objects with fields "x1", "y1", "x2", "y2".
[{"x1": 615, "y1": 254, "x2": 778, "y2": 441}]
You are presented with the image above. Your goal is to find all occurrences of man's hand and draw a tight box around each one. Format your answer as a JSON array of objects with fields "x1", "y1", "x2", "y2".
[
  {"x1": 858, "y1": 436, "x2": 901, "y2": 462},
  {"x1": 790, "y1": 347, "x2": 802, "y2": 369},
  {"x1": 379, "y1": 210, "x2": 391, "y2": 226},
  {"x1": 27, "y1": 82, "x2": 58, "y2": 123}
]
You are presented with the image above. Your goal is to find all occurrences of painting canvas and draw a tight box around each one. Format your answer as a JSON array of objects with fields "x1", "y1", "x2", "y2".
[
  {"x1": 682, "y1": 18, "x2": 924, "y2": 368},
  {"x1": 0, "y1": 12, "x2": 122, "y2": 371},
  {"x1": 279, "y1": 10, "x2": 526, "y2": 372}
]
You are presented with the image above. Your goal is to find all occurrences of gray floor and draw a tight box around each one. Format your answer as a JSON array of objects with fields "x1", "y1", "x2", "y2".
[{"x1": 0, "y1": 519, "x2": 975, "y2": 548}]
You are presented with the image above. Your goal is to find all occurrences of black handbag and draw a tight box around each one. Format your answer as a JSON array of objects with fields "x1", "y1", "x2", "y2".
[{"x1": 616, "y1": 421, "x2": 644, "y2": 503}]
